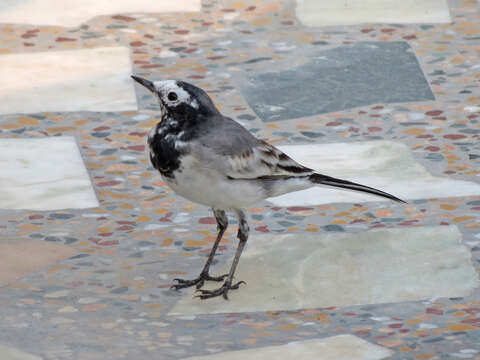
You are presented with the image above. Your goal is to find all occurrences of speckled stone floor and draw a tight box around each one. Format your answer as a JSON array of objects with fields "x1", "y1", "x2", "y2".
[{"x1": 0, "y1": 0, "x2": 479, "y2": 359}]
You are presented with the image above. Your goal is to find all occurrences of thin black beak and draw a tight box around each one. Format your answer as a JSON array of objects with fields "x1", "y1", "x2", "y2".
[{"x1": 131, "y1": 75, "x2": 155, "y2": 92}]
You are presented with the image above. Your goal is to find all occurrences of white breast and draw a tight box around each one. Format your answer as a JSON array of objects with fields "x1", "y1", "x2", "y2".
[{"x1": 164, "y1": 155, "x2": 267, "y2": 210}]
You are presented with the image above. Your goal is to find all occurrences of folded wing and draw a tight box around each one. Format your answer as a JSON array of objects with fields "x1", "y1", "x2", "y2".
[{"x1": 224, "y1": 140, "x2": 314, "y2": 180}]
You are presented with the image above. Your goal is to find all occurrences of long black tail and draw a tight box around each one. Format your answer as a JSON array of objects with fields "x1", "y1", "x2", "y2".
[{"x1": 309, "y1": 173, "x2": 406, "y2": 203}]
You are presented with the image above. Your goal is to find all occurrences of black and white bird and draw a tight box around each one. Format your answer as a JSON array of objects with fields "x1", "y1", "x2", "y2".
[{"x1": 131, "y1": 75, "x2": 405, "y2": 300}]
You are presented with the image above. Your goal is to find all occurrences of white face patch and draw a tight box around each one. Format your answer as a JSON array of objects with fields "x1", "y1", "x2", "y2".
[{"x1": 153, "y1": 80, "x2": 198, "y2": 109}]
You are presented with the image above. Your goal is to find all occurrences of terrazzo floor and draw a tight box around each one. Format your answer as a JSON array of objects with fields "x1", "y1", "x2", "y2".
[{"x1": 0, "y1": 0, "x2": 479, "y2": 359}]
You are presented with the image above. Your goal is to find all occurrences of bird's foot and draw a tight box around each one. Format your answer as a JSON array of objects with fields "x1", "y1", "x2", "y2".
[
  {"x1": 171, "y1": 272, "x2": 228, "y2": 290},
  {"x1": 195, "y1": 280, "x2": 246, "y2": 300}
]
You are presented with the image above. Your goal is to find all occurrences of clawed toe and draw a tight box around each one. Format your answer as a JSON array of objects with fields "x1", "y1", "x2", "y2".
[
  {"x1": 170, "y1": 273, "x2": 229, "y2": 291},
  {"x1": 171, "y1": 278, "x2": 198, "y2": 290},
  {"x1": 229, "y1": 280, "x2": 246, "y2": 289},
  {"x1": 195, "y1": 280, "x2": 246, "y2": 300}
]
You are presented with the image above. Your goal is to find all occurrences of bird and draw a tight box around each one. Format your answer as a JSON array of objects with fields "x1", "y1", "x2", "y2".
[{"x1": 131, "y1": 75, "x2": 406, "y2": 300}]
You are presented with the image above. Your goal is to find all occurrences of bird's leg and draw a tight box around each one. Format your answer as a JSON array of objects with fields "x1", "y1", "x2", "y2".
[
  {"x1": 171, "y1": 209, "x2": 229, "y2": 290},
  {"x1": 196, "y1": 210, "x2": 249, "y2": 300}
]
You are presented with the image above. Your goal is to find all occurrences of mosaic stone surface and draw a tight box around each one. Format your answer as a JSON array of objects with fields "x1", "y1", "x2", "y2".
[
  {"x1": 0, "y1": 0, "x2": 479, "y2": 359},
  {"x1": 296, "y1": 0, "x2": 451, "y2": 27},
  {"x1": 0, "y1": 47, "x2": 137, "y2": 114},
  {"x1": 183, "y1": 335, "x2": 394, "y2": 360},
  {"x1": 0, "y1": 137, "x2": 99, "y2": 210},
  {"x1": 242, "y1": 42, "x2": 435, "y2": 121}
]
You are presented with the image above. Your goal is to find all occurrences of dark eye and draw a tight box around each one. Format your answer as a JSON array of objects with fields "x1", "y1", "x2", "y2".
[{"x1": 167, "y1": 92, "x2": 178, "y2": 102}]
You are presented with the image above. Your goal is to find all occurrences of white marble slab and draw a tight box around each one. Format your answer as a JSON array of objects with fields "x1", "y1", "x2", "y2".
[
  {"x1": 0, "y1": 0, "x2": 201, "y2": 27},
  {"x1": 0, "y1": 137, "x2": 99, "y2": 210},
  {"x1": 169, "y1": 226, "x2": 477, "y2": 315},
  {"x1": 296, "y1": 0, "x2": 451, "y2": 27},
  {"x1": 0, "y1": 47, "x2": 137, "y2": 115},
  {"x1": 182, "y1": 335, "x2": 393, "y2": 360},
  {"x1": 268, "y1": 141, "x2": 480, "y2": 206},
  {"x1": 0, "y1": 344, "x2": 42, "y2": 360}
]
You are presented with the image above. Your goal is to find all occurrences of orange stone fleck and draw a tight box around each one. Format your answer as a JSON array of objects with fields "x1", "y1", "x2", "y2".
[
  {"x1": 266, "y1": 123, "x2": 280, "y2": 129},
  {"x1": 147, "y1": 312, "x2": 163, "y2": 318},
  {"x1": 403, "y1": 128, "x2": 426, "y2": 136},
  {"x1": 350, "y1": 206, "x2": 368, "y2": 212},
  {"x1": 452, "y1": 216, "x2": 475, "y2": 223},
  {"x1": 231, "y1": 1, "x2": 246, "y2": 9},
  {"x1": 314, "y1": 312, "x2": 331, "y2": 323},
  {"x1": 277, "y1": 324, "x2": 297, "y2": 331},
  {"x1": 83, "y1": 304, "x2": 108, "y2": 312},
  {"x1": 120, "y1": 203, "x2": 134, "y2": 209},
  {"x1": 440, "y1": 204, "x2": 457, "y2": 210},
  {"x1": 375, "y1": 209, "x2": 393, "y2": 217},
  {"x1": 47, "y1": 265, "x2": 69, "y2": 274},
  {"x1": 184, "y1": 239, "x2": 207, "y2": 247},
  {"x1": 378, "y1": 339, "x2": 403, "y2": 347},
  {"x1": 252, "y1": 17, "x2": 271, "y2": 26},
  {"x1": 96, "y1": 227, "x2": 111, "y2": 233},
  {"x1": 46, "y1": 126, "x2": 76, "y2": 133},
  {"x1": 18, "y1": 224, "x2": 42, "y2": 231},
  {"x1": 446, "y1": 323, "x2": 477, "y2": 332},
  {"x1": 414, "y1": 354, "x2": 434, "y2": 360},
  {"x1": 334, "y1": 211, "x2": 351, "y2": 217},
  {"x1": 20, "y1": 298, "x2": 36, "y2": 305},
  {"x1": 17, "y1": 117, "x2": 39, "y2": 126}
]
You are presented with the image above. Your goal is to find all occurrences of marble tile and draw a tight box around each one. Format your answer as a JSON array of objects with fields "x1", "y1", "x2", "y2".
[
  {"x1": 0, "y1": 344, "x2": 42, "y2": 360},
  {"x1": 268, "y1": 141, "x2": 480, "y2": 206},
  {"x1": 182, "y1": 335, "x2": 393, "y2": 360},
  {"x1": 0, "y1": 137, "x2": 99, "y2": 210},
  {"x1": 296, "y1": 0, "x2": 451, "y2": 27},
  {"x1": 0, "y1": 47, "x2": 136, "y2": 114},
  {"x1": 0, "y1": 0, "x2": 201, "y2": 27},
  {"x1": 242, "y1": 42, "x2": 434, "y2": 122},
  {"x1": 169, "y1": 226, "x2": 477, "y2": 315},
  {"x1": 0, "y1": 238, "x2": 77, "y2": 287}
]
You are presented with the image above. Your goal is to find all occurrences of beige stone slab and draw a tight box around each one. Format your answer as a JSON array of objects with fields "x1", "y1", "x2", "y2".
[
  {"x1": 169, "y1": 226, "x2": 477, "y2": 315},
  {"x1": 0, "y1": 344, "x2": 42, "y2": 360},
  {"x1": 0, "y1": 137, "x2": 99, "y2": 210},
  {"x1": 269, "y1": 141, "x2": 480, "y2": 206},
  {"x1": 0, "y1": 238, "x2": 77, "y2": 287},
  {"x1": 296, "y1": 0, "x2": 451, "y2": 27},
  {"x1": 0, "y1": 47, "x2": 136, "y2": 114},
  {"x1": 0, "y1": 0, "x2": 201, "y2": 27},
  {"x1": 182, "y1": 335, "x2": 393, "y2": 360}
]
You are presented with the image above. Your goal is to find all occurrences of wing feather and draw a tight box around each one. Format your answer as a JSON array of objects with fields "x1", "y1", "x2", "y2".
[
  {"x1": 224, "y1": 140, "x2": 313, "y2": 179},
  {"x1": 192, "y1": 115, "x2": 313, "y2": 180}
]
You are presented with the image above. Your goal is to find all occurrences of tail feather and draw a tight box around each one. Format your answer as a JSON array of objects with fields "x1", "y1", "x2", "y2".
[{"x1": 309, "y1": 173, "x2": 406, "y2": 203}]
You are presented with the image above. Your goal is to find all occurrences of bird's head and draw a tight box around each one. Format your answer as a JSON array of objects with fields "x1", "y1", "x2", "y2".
[{"x1": 131, "y1": 76, "x2": 219, "y2": 122}]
